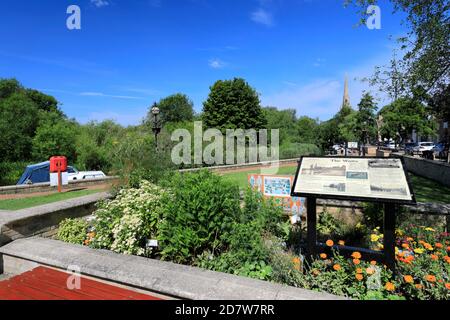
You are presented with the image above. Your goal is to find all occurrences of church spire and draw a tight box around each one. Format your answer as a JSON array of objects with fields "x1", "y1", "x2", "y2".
[{"x1": 342, "y1": 75, "x2": 351, "y2": 109}]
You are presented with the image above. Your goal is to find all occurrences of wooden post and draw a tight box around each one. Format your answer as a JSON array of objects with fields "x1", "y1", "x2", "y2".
[
  {"x1": 57, "y1": 169, "x2": 62, "y2": 193},
  {"x1": 384, "y1": 203, "x2": 396, "y2": 272},
  {"x1": 307, "y1": 197, "x2": 317, "y2": 259}
]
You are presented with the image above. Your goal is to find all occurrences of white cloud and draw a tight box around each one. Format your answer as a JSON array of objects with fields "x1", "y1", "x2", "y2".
[
  {"x1": 79, "y1": 92, "x2": 144, "y2": 100},
  {"x1": 90, "y1": 0, "x2": 109, "y2": 8},
  {"x1": 251, "y1": 8, "x2": 274, "y2": 26},
  {"x1": 208, "y1": 58, "x2": 227, "y2": 69}
]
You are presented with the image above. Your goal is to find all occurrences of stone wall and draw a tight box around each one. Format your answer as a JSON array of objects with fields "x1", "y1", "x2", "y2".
[{"x1": 403, "y1": 155, "x2": 450, "y2": 188}]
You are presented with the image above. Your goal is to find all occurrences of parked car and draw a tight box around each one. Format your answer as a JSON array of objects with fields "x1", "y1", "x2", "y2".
[
  {"x1": 413, "y1": 142, "x2": 435, "y2": 154},
  {"x1": 67, "y1": 166, "x2": 106, "y2": 181},
  {"x1": 384, "y1": 142, "x2": 397, "y2": 150},
  {"x1": 432, "y1": 142, "x2": 449, "y2": 159},
  {"x1": 405, "y1": 142, "x2": 418, "y2": 155}
]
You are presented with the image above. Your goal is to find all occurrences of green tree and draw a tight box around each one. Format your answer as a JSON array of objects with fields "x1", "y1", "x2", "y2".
[
  {"x1": 354, "y1": 93, "x2": 378, "y2": 144},
  {"x1": 148, "y1": 93, "x2": 194, "y2": 124},
  {"x1": 296, "y1": 116, "x2": 320, "y2": 144},
  {"x1": 263, "y1": 107, "x2": 297, "y2": 144},
  {"x1": 31, "y1": 117, "x2": 78, "y2": 163},
  {"x1": 0, "y1": 78, "x2": 65, "y2": 162},
  {"x1": 378, "y1": 98, "x2": 436, "y2": 144},
  {"x1": 0, "y1": 92, "x2": 38, "y2": 161},
  {"x1": 346, "y1": 0, "x2": 449, "y2": 100},
  {"x1": 202, "y1": 78, "x2": 267, "y2": 131}
]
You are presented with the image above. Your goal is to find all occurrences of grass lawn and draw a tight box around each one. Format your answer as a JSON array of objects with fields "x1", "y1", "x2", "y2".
[
  {"x1": 220, "y1": 166, "x2": 297, "y2": 189},
  {"x1": 0, "y1": 189, "x2": 105, "y2": 211},
  {"x1": 220, "y1": 165, "x2": 450, "y2": 204}
]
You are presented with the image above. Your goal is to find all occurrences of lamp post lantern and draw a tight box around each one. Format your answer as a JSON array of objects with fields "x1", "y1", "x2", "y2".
[{"x1": 150, "y1": 103, "x2": 161, "y2": 150}]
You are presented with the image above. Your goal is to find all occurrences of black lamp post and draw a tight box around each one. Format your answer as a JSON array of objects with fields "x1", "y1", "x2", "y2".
[{"x1": 150, "y1": 103, "x2": 161, "y2": 150}]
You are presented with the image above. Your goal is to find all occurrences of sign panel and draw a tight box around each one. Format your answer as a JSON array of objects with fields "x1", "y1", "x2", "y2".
[
  {"x1": 248, "y1": 174, "x2": 305, "y2": 223},
  {"x1": 291, "y1": 157, "x2": 416, "y2": 204},
  {"x1": 347, "y1": 142, "x2": 358, "y2": 149}
]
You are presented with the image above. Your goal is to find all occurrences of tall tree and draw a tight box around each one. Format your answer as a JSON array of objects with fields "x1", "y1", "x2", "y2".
[
  {"x1": 354, "y1": 93, "x2": 378, "y2": 143},
  {"x1": 378, "y1": 98, "x2": 436, "y2": 144},
  {"x1": 202, "y1": 78, "x2": 266, "y2": 131},
  {"x1": 346, "y1": 0, "x2": 450, "y2": 100},
  {"x1": 263, "y1": 107, "x2": 297, "y2": 143},
  {"x1": 148, "y1": 93, "x2": 194, "y2": 124}
]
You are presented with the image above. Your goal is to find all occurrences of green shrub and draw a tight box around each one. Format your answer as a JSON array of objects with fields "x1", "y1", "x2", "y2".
[
  {"x1": 279, "y1": 143, "x2": 322, "y2": 159},
  {"x1": 158, "y1": 170, "x2": 241, "y2": 264},
  {"x1": 0, "y1": 161, "x2": 28, "y2": 186},
  {"x1": 57, "y1": 218, "x2": 88, "y2": 245}
]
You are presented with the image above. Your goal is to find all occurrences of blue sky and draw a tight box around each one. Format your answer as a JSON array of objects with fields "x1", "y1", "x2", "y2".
[{"x1": 0, "y1": 0, "x2": 406, "y2": 125}]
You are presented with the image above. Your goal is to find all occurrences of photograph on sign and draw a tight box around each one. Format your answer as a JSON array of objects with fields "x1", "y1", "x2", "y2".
[{"x1": 292, "y1": 157, "x2": 415, "y2": 203}]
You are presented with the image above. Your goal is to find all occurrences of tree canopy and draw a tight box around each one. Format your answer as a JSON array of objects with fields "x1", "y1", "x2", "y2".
[
  {"x1": 202, "y1": 78, "x2": 267, "y2": 131},
  {"x1": 148, "y1": 93, "x2": 194, "y2": 125}
]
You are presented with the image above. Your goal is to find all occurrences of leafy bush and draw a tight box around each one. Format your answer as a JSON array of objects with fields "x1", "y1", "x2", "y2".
[
  {"x1": 90, "y1": 180, "x2": 169, "y2": 256},
  {"x1": 158, "y1": 170, "x2": 241, "y2": 263},
  {"x1": 57, "y1": 218, "x2": 88, "y2": 245},
  {"x1": 0, "y1": 161, "x2": 28, "y2": 186},
  {"x1": 279, "y1": 143, "x2": 321, "y2": 159}
]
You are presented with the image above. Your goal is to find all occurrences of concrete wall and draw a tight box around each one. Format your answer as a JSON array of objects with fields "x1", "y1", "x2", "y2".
[
  {"x1": 0, "y1": 176, "x2": 119, "y2": 195},
  {"x1": 0, "y1": 192, "x2": 112, "y2": 246},
  {"x1": 0, "y1": 237, "x2": 345, "y2": 300},
  {"x1": 403, "y1": 155, "x2": 450, "y2": 188}
]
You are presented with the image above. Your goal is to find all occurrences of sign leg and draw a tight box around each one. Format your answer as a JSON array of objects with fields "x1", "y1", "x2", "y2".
[
  {"x1": 306, "y1": 197, "x2": 317, "y2": 259},
  {"x1": 384, "y1": 203, "x2": 396, "y2": 272}
]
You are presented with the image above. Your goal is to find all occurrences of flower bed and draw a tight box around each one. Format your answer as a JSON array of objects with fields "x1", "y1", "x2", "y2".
[{"x1": 57, "y1": 170, "x2": 450, "y2": 300}]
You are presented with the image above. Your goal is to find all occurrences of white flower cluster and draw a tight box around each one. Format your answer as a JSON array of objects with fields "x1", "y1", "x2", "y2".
[{"x1": 92, "y1": 180, "x2": 171, "y2": 256}]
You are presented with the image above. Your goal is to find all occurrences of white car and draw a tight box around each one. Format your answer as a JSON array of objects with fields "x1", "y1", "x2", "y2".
[
  {"x1": 413, "y1": 142, "x2": 435, "y2": 154},
  {"x1": 67, "y1": 166, "x2": 106, "y2": 181}
]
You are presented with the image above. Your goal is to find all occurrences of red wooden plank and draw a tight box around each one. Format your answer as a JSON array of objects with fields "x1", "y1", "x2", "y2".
[
  {"x1": 0, "y1": 280, "x2": 63, "y2": 300},
  {"x1": 17, "y1": 274, "x2": 98, "y2": 300},
  {"x1": 33, "y1": 267, "x2": 161, "y2": 300},
  {"x1": 0, "y1": 287, "x2": 34, "y2": 300},
  {"x1": 0, "y1": 266, "x2": 163, "y2": 300}
]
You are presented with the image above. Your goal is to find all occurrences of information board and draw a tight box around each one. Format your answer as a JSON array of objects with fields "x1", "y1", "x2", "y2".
[
  {"x1": 291, "y1": 157, "x2": 416, "y2": 204},
  {"x1": 248, "y1": 174, "x2": 305, "y2": 223}
]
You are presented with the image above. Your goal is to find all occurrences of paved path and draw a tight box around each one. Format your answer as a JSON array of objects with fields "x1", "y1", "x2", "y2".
[{"x1": 0, "y1": 266, "x2": 163, "y2": 300}]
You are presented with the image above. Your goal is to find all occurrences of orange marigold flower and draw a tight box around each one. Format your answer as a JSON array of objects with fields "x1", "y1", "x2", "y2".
[
  {"x1": 401, "y1": 243, "x2": 409, "y2": 249},
  {"x1": 355, "y1": 274, "x2": 364, "y2": 281},
  {"x1": 333, "y1": 264, "x2": 341, "y2": 271},
  {"x1": 415, "y1": 284, "x2": 423, "y2": 290},
  {"x1": 338, "y1": 240, "x2": 345, "y2": 246},
  {"x1": 370, "y1": 260, "x2": 377, "y2": 266},
  {"x1": 351, "y1": 251, "x2": 362, "y2": 259},
  {"x1": 445, "y1": 283, "x2": 450, "y2": 290},
  {"x1": 425, "y1": 275, "x2": 436, "y2": 283},
  {"x1": 435, "y1": 243, "x2": 443, "y2": 249},
  {"x1": 353, "y1": 259, "x2": 361, "y2": 265},
  {"x1": 385, "y1": 282, "x2": 395, "y2": 291},
  {"x1": 403, "y1": 275, "x2": 414, "y2": 284},
  {"x1": 447, "y1": 246, "x2": 450, "y2": 252},
  {"x1": 430, "y1": 254, "x2": 438, "y2": 261},
  {"x1": 320, "y1": 253, "x2": 327, "y2": 259},
  {"x1": 444, "y1": 256, "x2": 450, "y2": 263},
  {"x1": 356, "y1": 268, "x2": 363, "y2": 274},
  {"x1": 326, "y1": 240, "x2": 334, "y2": 247},
  {"x1": 406, "y1": 237, "x2": 414, "y2": 241}
]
